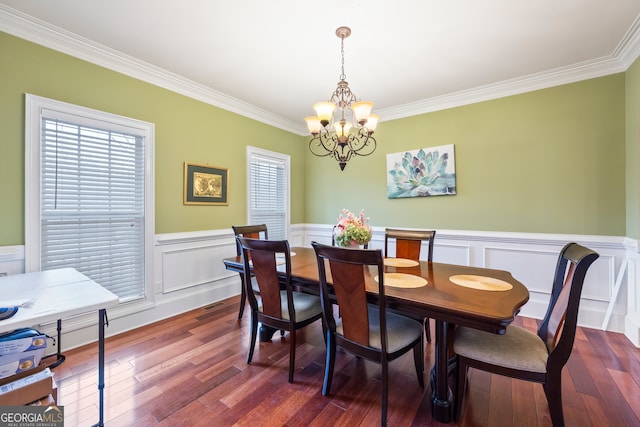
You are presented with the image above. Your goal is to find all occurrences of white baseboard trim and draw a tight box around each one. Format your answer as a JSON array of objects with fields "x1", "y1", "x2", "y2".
[{"x1": 625, "y1": 313, "x2": 640, "y2": 347}]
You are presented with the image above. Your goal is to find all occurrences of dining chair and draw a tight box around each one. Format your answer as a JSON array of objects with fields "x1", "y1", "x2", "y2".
[
  {"x1": 453, "y1": 242, "x2": 599, "y2": 426},
  {"x1": 237, "y1": 237, "x2": 323, "y2": 383},
  {"x1": 232, "y1": 224, "x2": 268, "y2": 320},
  {"x1": 311, "y1": 241, "x2": 424, "y2": 426},
  {"x1": 384, "y1": 228, "x2": 436, "y2": 342}
]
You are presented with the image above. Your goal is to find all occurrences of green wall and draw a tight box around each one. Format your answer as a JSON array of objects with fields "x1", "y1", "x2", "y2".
[
  {"x1": 0, "y1": 32, "x2": 306, "y2": 246},
  {"x1": 305, "y1": 76, "x2": 626, "y2": 236},
  {"x1": 0, "y1": 31, "x2": 631, "y2": 245},
  {"x1": 626, "y1": 57, "x2": 640, "y2": 240}
]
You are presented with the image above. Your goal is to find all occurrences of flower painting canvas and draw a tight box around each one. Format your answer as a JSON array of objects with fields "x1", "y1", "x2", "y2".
[{"x1": 386, "y1": 144, "x2": 456, "y2": 199}]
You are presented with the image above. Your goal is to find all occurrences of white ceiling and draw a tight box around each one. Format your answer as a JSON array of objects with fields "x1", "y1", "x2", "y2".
[{"x1": 2, "y1": 1, "x2": 640, "y2": 135}]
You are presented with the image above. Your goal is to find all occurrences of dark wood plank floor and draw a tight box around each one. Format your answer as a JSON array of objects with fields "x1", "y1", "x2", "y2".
[{"x1": 50, "y1": 296, "x2": 640, "y2": 426}]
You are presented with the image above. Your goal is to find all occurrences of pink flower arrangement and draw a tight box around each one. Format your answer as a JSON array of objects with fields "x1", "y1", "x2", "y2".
[{"x1": 334, "y1": 209, "x2": 372, "y2": 247}]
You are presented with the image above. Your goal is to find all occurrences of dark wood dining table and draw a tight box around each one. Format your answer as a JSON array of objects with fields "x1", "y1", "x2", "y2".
[{"x1": 223, "y1": 246, "x2": 529, "y2": 423}]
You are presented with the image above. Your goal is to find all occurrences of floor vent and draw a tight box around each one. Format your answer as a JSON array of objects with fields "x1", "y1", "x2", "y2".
[{"x1": 202, "y1": 302, "x2": 224, "y2": 311}]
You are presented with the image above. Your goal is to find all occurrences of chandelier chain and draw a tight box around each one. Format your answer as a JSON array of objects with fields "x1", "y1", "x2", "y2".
[{"x1": 340, "y1": 36, "x2": 346, "y2": 81}]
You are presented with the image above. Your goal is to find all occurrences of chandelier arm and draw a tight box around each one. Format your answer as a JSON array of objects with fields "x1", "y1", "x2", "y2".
[
  {"x1": 357, "y1": 136, "x2": 377, "y2": 157},
  {"x1": 309, "y1": 132, "x2": 338, "y2": 157},
  {"x1": 346, "y1": 131, "x2": 377, "y2": 157}
]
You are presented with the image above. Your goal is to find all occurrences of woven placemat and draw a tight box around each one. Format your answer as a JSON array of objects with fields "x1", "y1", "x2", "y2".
[
  {"x1": 449, "y1": 275, "x2": 513, "y2": 291},
  {"x1": 276, "y1": 251, "x2": 295, "y2": 257},
  {"x1": 374, "y1": 273, "x2": 427, "y2": 288},
  {"x1": 384, "y1": 258, "x2": 420, "y2": 267}
]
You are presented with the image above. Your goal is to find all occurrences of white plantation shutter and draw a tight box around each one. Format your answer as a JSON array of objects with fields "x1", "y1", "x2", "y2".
[
  {"x1": 40, "y1": 119, "x2": 145, "y2": 299},
  {"x1": 247, "y1": 147, "x2": 289, "y2": 240},
  {"x1": 25, "y1": 95, "x2": 154, "y2": 303}
]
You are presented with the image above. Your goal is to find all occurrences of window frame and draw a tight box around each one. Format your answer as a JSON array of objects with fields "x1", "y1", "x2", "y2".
[
  {"x1": 246, "y1": 146, "x2": 290, "y2": 240},
  {"x1": 25, "y1": 94, "x2": 155, "y2": 307}
]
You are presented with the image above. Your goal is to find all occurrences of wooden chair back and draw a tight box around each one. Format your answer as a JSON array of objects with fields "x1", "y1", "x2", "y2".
[
  {"x1": 237, "y1": 237, "x2": 292, "y2": 321},
  {"x1": 232, "y1": 224, "x2": 268, "y2": 255},
  {"x1": 384, "y1": 228, "x2": 435, "y2": 261},
  {"x1": 538, "y1": 242, "x2": 599, "y2": 368},
  {"x1": 312, "y1": 243, "x2": 386, "y2": 350}
]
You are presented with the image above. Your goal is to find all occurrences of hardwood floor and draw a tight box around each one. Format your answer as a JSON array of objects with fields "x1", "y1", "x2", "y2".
[{"x1": 50, "y1": 296, "x2": 640, "y2": 426}]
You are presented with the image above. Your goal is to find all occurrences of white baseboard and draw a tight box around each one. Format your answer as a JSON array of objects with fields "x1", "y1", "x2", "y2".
[{"x1": 625, "y1": 312, "x2": 640, "y2": 347}]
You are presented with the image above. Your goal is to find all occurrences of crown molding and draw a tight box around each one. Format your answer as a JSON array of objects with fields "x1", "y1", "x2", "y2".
[
  {"x1": 0, "y1": 5, "x2": 307, "y2": 135},
  {"x1": 378, "y1": 14, "x2": 640, "y2": 121},
  {"x1": 2, "y1": 5, "x2": 639, "y2": 135},
  {"x1": 378, "y1": 54, "x2": 629, "y2": 121}
]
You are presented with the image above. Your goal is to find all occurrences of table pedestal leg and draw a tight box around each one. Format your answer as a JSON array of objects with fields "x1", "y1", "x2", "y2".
[
  {"x1": 259, "y1": 325, "x2": 278, "y2": 342},
  {"x1": 432, "y1": 319, "x2": 452, "y2": 423}
]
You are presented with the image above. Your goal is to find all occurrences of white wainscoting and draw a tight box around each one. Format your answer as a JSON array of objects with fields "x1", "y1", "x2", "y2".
[
  {"x1": 0, "y1": 245, "x2": 25, "y2": 276},
  {"x1": 156, "y1": 230, "x2": 237, "y2": 294},
  {"x1": 306, "y1": 224, "x2": 634, "y2": 342},
  {"x1": 1, "y1": 225, "x2": 637, "y2": 351}
]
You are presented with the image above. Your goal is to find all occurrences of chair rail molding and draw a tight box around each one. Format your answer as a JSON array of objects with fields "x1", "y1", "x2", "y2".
[{"x1": 0, "y1": 225, "x2": 637, "y2": 350}]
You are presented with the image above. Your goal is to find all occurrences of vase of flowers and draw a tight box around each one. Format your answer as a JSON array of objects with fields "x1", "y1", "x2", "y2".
[{"x1": 333, "y1": 209, "x2": 372, "y2": 248}]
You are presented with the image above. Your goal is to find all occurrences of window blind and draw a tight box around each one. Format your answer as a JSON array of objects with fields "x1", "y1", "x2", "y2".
[
  {"x1": 249, "y1": 155, "x2": 286, "y2": 240},
  {"x1": 40, "y1": 118, "x2": 145, "y2": 300}
]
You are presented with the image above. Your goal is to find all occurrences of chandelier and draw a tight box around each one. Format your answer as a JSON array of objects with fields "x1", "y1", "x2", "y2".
[{"x1": 305, "y1": 26, "x2": 379, "y2": 171}]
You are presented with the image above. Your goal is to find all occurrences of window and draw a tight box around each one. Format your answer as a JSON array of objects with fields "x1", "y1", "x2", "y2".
[
  {"x1": 247, "y1": 147, "x2": 290, "y2": 240},
  {"x1": 25, "y1": 95, "x2": 154, "y2": 302}
]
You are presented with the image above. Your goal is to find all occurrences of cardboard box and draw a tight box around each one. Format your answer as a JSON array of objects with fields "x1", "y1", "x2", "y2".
[
  {"x1": 0, "y1": 332, "x2": 47, "y2": 356},
  {"x1": 28, "y1": 393, "x2": 56, "y2": 406},
  {"x1": 0, "y1": 366, "x2": 53, "y2": 406},
  {"x1": 0, "y1": 347, "x2": 46, "y2": 379}
]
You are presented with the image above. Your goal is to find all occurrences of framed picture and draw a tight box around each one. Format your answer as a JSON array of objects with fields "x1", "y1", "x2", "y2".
[
  {"x1": 183, "y1": 162, "x2": 229, "y2": 205},
  {"x1": 386, "y1": 144, "x2": 456, "y2": 199}
]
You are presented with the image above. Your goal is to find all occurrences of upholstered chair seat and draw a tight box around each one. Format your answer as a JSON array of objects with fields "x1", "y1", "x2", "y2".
[
  {"x1": 258, "y1": 291, "x2": 322, "y2": 322},
  {"x1": 455, "y1": 324, "x2": 548, "y2": 373},
  {"x1": 336, "y1": 307, "x2": 424, "y2": 353}
]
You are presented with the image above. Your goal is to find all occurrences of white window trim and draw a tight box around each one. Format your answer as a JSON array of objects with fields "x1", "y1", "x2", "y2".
[
  {"x1": 24, "y1": 94, "x2": 155, "y2": 314},
  {"x1": 246, "y1": 146, "x2": 290, "y2": 239}
]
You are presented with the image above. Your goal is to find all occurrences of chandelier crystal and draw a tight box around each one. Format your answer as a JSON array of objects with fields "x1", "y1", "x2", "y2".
[{"x1": 305, "y1": 26, "x2": 378, "y2": 171}]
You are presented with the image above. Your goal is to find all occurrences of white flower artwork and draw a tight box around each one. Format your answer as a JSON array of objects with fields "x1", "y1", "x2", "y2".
[{"x1": 386, "y1": 144, "x2": 456, "y2": 199}]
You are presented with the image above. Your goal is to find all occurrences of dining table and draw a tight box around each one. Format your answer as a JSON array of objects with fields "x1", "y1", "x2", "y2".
[{"x1": 222, "y1": 246, "x2": 529, "y2": 423}]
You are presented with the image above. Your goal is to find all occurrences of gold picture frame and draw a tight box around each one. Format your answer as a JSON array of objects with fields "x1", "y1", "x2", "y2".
[{"x1": 183, "y1": 162, "x2": 229, "y2": 205}]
